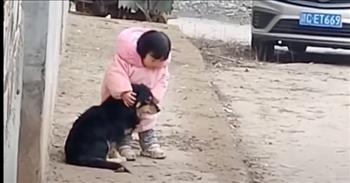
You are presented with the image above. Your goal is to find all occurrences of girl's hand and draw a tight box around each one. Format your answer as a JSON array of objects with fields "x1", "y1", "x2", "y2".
[{"x1": 121, "y1": 91, "x2": 136, "y2": 107}]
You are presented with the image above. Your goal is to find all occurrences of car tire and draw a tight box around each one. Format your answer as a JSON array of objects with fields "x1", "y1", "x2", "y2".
[
  {"x1": 75, "y1": 2, "x2": 94, "y2": 14},
  {"x1": 252, "y1": 37, "x2": 275, "y2": 62},
  {"x1": 75, "y1": 2, "x2": 84, "y2": 12},
  {"x1": 288, "y1": 43, "x2": 307, "y2": 53},
  {"x1": 91, "y1": 0, "x2": 109, "y2": 17}
]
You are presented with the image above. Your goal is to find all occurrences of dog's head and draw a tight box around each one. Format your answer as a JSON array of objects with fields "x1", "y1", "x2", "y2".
[{"x1": 132, "y1": 84, "x2": 160, "y2": 118}]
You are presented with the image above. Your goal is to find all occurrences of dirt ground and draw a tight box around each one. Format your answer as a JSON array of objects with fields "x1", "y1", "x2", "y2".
[
  {"x1": 47, "y1": 13, "x2": 249, "y2": 183},
  {"x1": 190, "y1": 39, "x2": 350, "y2": 183},
  {"x1": 47, "y1": 12, "x2": 350, "y2": 183}
]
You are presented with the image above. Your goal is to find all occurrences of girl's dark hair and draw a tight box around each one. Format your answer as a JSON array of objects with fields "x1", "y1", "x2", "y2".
[{"x1": 136, "y1": 30, "x2": 171, "y2": 61}]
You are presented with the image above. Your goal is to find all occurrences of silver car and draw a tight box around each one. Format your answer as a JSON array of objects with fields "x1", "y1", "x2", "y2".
[{"x1": 251, "y1": 0, "x2": 350, "y2": 61}]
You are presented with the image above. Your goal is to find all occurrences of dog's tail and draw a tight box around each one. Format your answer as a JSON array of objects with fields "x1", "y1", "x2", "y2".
[{"x1": 67, "y1": 156, "x2": 130, "y2": 173}]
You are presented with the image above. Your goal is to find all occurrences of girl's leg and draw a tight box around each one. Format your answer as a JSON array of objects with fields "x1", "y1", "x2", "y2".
[
  {"x1": 137, "y1": 115, "x2": 166, "y2": 159},
  {"x1": 117, "y1": 133, "x2": 137, "y2": 161}
]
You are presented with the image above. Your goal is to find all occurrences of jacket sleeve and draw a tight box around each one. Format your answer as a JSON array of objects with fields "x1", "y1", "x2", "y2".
[
  {"x1": 105, "y1": 55, "x2": 133, "y2": 99},
  {"x1": 151, "y1": 66, "x2": 170, "y2": 103}
]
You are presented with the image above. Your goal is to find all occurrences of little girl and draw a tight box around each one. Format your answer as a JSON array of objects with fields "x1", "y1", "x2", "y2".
[{"x1": 101, "y1": 27, "x2": 171, "y2": 160}]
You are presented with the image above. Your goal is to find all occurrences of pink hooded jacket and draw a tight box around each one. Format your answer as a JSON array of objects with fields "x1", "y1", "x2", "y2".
[{"x1": 101, "y1": 27, "x2": 171, "y2": 132}]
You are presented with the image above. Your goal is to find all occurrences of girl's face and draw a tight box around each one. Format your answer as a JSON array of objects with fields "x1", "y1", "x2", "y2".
[{"x1": 143, "y1": 53, "x2": 166, "y2": 69}]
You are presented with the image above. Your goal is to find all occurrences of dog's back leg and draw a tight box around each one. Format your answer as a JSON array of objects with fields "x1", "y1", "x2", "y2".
[{"x1": 75, "y1": 156, "x2": 130, "y2": 173}]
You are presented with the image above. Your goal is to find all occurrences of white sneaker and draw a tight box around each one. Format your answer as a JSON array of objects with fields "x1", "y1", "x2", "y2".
[
  {"x1": 140, "y1": 144, "x2": 166, "y2": 159},
  {"x1": 119, "y1": 145, "x2": 137, "y2": 161}
]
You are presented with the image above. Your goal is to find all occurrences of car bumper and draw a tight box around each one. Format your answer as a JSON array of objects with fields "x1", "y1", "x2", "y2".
[
  {"x1": 253, "y1": 33, "x2": 350, "y2": 49},
  {"x1": 252, "y1": 0, "x2": 350, "y2": 48}
]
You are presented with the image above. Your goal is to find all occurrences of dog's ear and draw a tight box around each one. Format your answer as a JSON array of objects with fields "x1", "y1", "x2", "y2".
[
  {"x1": 139, "y1": 83, "x2": 147, "y2": 88},
  {"x1": 131, "y1": 84, "x2": 138, "y2": 92},
  {"x1": 132, "y1": 86, "x2": 143, "y2": 97},
  {"x1": 139, "y1": 84, "x2": 151, "y2": 92}
]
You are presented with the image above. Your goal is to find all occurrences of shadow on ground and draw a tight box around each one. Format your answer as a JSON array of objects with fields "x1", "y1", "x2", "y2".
[{"x1": 275, "y1": 49, "x2": 350, "y2": 66}]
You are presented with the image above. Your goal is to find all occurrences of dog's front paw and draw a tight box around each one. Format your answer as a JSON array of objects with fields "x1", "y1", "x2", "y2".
[
  {"x1": 107, "y1": 148, "x2": 119, "y2": 159},
  {"x1": 107, "y1": 157, "x2": 126, "y2": 163}
]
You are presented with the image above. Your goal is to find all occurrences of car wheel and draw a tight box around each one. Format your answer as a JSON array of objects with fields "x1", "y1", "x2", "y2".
[
  {"x1": 75, "y1": 2, "x2": 84, "y2": 12},
  {"x1": 75, "y1": 2, "x2": 94, "y2": 14},
  {"x1": 287, "y1": 43, "x2": 307, "y2": 53},
  {"x1": 252, "y1": 38, "x2": 275, "y2": 62},
  {"x1": 91, "y1": 0, "x2": 109, "y2": 17}
]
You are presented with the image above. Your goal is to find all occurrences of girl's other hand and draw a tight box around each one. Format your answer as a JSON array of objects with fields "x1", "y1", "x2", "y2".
[{"x1": 121, "y1": 91, "x2": 136, "y2": 107}]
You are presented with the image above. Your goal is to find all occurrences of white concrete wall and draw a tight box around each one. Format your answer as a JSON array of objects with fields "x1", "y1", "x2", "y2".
[
  {"x1": 18, "y1": 1, "x2": 50, "y2": 182},
  {"x1": 18, "y1": 1, "x2": 69, "y2": 182},
  {"x1": 41, "y1": 1, "x2": 69, "y2": 181},
  {"x1": 3, "y1": 0, "x2": 68, "y2": 182},
  {"x1": 3, "y1": 1, "x2": 24, "y2": 183}
]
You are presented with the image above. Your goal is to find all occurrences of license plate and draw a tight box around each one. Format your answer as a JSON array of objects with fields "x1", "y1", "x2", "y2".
[{"x1": 299, "y1": 12, "x2": 342, "y2": 28}]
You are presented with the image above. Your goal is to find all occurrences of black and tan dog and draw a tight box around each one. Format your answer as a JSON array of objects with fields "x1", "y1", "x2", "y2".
[{"x1": 64, "y1": 84, "x2": 160, "y2": 172}]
